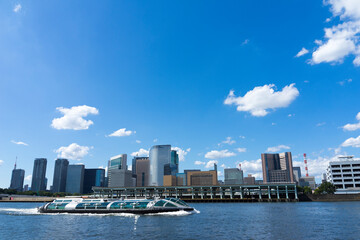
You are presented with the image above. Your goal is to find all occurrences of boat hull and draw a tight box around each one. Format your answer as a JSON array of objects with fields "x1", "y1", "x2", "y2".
[{"x1": 38, "y1": 207, "x2": 194, "y2": 214}]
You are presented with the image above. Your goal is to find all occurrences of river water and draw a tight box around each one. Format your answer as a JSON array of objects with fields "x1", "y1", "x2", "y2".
[{"x1": 0, "y1": 201, "x2": 359, "y2": 239}]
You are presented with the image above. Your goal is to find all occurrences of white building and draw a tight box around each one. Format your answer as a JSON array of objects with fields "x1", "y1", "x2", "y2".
[{"x1": 327, "y1": 156, "x2": 360, "y2": 194}]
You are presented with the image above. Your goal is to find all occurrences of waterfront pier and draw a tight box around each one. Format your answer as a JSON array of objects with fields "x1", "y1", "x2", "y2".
[{"x1": 92, "y1": 183, "x2": 298, "y2": 202}]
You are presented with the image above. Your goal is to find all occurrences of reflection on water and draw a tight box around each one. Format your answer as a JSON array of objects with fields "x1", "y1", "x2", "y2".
[{"x1": 0, "y1": 202, "x2": 360, "y2": 240}]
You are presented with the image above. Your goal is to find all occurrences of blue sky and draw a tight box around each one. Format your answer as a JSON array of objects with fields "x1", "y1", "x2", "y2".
[{"x1": 1, "y1": 0, "x2": 360, "y2": 188}]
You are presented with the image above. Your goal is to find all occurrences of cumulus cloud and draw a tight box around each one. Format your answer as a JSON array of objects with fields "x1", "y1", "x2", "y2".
[
  {"x1": 51, "y1": 105, "x2": 99, "y2": 130},
  {"x1": 136, "y1": 140, "x2": 141, "y2": 144},
  {"x1": 205, "y1": 160, "x2": 218, "y2": 169},
  {"x1": 342, "y1": 112, "x2": 360, "y2": 131},
  {"x1": 341, "y1": 135, "x2": 360, "y2": 147},
  {"x1": 219, "y1": 137, "x2": 236, "y2": 146},
  {"x1": 266, "y1": 145, "x2": 290, "y2": 153},
  {"x1": 241, "y1": 39, "x2": 249, "y2": 45},
  {"x1": 220, "y1": 164, "x2": 227, "y2": 168},
  {"x1": 108, "y1": 128, "x2": 135, "y2": 137},
  {"x1": 13, "y1": 4, "x2": 21, "y2": 13},
  {"x1": 172, "y1": 147, "x2": 191, "y2": 162},
  {"x1": 0, "y1": 160, "x2": 3, "y2": 166},
  {"x1": 194, "y1": 161, "x2": 205, "y2": 165},
  {"x1": 236, "y1": 159, "x2": 263, "y2": 179},
  {"x1": 153, "y1": 138, "x2": 158, "y2": 143},
  {"x1": 224, "y1": 84, "x2": 299, "y2": 117},
  {"x1": 55, "y1": 143, "x2": 92, "y2": 161},
  {"x1": 309, "y1": 1, "x2": 360, "y2": 66},
  {"x1": 236, "y1": 148, "x2": 247, "y2": 153},
  {"x1": 295, "y1": 47, "x2": 309, "y2": 57},
  {"x1": 338, "y1": 78, "x2": 353, "y2": 85},
  {"x1": 217, "y1": 171, "x2": 223, "y2": 177},
  {"x1": 25, "y1": 175, "x2": 32, "y2": 181},
  {"x1": 11, "y1": 140, "x2": 28, "y2": 146},
  {"x1": 205, "y1": 150, "x2": 236, "y2": 159},
  {"x1": 131, "y1": 148, "x2": 149, "y2": 157}
]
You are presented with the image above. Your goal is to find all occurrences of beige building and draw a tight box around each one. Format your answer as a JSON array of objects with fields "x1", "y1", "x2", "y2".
[
  {"x1": 163, "y1": 175, "x2": 177, "y2": 186},
  {"x1": 186, "y1": 170, "x2": 218, "y2": 186}
]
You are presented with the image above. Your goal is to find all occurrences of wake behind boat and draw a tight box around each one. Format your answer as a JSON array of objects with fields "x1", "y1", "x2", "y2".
[{"x1": 38, "y1": 197, "x2": 194, "y2": 214}]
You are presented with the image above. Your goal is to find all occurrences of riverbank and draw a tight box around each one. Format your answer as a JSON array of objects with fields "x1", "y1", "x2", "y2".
[{"x1": 300, "y1": 193, "x2": 360, "y2": 202}]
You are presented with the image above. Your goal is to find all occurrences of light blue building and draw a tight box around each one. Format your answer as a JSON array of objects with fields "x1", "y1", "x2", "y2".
[{"x1": 149, "y1": 145, "x2": 171, "y2": 186}]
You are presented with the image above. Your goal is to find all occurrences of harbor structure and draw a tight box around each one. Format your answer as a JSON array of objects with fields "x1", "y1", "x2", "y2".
[
  {"x1": 66, "y1": 164, "x2": 85, "y2": 194},
  {"x1": 261, "y1": 152, "x2": 294, "y2": 183},
  {"x1": 149, "y1": 145, "x2": 171, "y2": 186},
  {"x1": 52, "y1": 158, "x2": 69, "y2": 193},
  {"x1": 31, "y1": 158, "x2": 47, "y2": 192},
  {"x1": 83, "y1": 168, "x2": 105, "y2": 194},
  {"x1": 10, "y1": 167, "x2": 25, "y2": 192},
  {"x1": 327, "y1": 156, "x2": 360, "y2": 194},
  {"x1": 224, "y1": 168, "x2": 244, "y2": 185}
]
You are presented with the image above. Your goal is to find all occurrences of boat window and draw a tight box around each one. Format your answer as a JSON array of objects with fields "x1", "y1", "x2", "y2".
[
  {"x1": 165, "y1": 202, "x2": 177, "y2": 207},
  {"x1": 154, "y1": 200, "x2": 166, "y2": 207}
]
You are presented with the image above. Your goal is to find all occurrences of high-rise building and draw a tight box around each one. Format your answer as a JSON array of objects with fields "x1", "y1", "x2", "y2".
[
  {"x1": 10, "y1": 168, "x2": 25, "y2": 192},
  {"x1": 135, "y1": 157, "x2": 150, "y2": 187},
  {"x1": 108, "y1": 169, "x2": 134, "y2": 187},
  {"x1": 66, "y1": 164, "x2": 84, "y2": 194},
  {"x1": 31, "y1": 158, "x2": 47, "y2": 192},
  {"x1": 108, "y1": 154, "x2": 127, "y2": 186},
  {"x1": 52, "y1": 158, "x2": 69, "y2": 193},
  {"x1": 293, "y1": 166, "x2": 302, "y2": 183},
  {"x1": 224, "y1": 168, "x2": 243, "y2": 185},
  {"x1": 171, "y1": 150, "x2": 179, "y2": 173},
  {"x1": 83, "y1": 168, "x2": 105, "y2": 194},
  {"x1": 23, "y1": 184, "x2": 29, "y2": 192},
  {"x1": 149, "y1": 145, "x2": 171, "y2": 186},
  {"x1": 261, "y1": 152, "x2": 294, "y2": 183}
]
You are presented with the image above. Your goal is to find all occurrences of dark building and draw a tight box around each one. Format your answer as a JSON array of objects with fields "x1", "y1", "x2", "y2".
[
  {"x1": 135, "y1": 157, "x2": 150, "y2": 187},
  {"x1": 52, "y1": 158, "x2": 69, "y2": 193},
  {"x1": 10, "y1": 168, "x2": 25, "y2": 192},
  {"x1": 224, "y1": 168, "x2": 243, "y2": 185},
  {"x1": 261, "y1": 152, "x2": 294, "y2": 183},
  {"x1": 31, "y1": 158, "x2": 47, "y2": 192},
  {"x1": 66, "y1": 164, "x2": 84, "y2": 194},
  {"x1": 83, "y1": 168, "x2": 105, "y2": 194},
  {"x1": 243, "y1": 174, "x2": 256, "y2": 185}
]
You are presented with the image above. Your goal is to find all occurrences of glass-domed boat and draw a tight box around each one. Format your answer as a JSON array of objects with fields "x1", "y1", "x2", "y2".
[{"x1": 38, "y1": 197, "x2": 194, "y2": 214}]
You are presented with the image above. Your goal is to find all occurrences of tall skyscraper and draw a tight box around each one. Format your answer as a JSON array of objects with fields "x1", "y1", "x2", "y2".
[
  {"x1": 66, "y1": 164, "x2": 84, "y2": 194},
  {"x1": 31, "y1": 158, "x2": 47, "y2": 192},
  {"x1": 83, "y1": 168, "x2": 105, "y2": 194},
  {"x1": 224, "y1": 168, "x2": 244, "y2": 185},
  {"x1": 261, "y1": 152, "x2": 294, "y2": 183},
  {"x1": 52, "y1": 158, "x2": 69, "y2": 193},
  {"x1": 135, "y1": 157, "x2": 150, "y2": 187},
  {"x1": 293, "y1": 166, "x2": 302, "y2": 183},
  {"x1": 10, "y1": 167, "x2": 25, "y2": 192},
  {"x1": 149, "y1": 145, "x2": 171, "y2": 186},
  {"x1": 108, "y1": 154, "x2": 128, "y2": 187}
]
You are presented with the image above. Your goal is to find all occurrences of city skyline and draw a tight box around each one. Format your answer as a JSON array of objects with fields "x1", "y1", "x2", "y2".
[{"x1": 2, "y1": 1, "x2": 360, "y2": 188}]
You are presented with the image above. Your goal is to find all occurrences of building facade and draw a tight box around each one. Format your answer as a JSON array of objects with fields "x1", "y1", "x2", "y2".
[
  {"x1": 31, "y1": 158, "x2": 47, "y2": 192},
  {"x1": 10, "y1": 168, "x2": 25, "y2": 192},
  {"x1": 293, "y1": 166, "x2": 302, "y2": 183},
  {"x1": 66, "y1": 164, "x2": 85, "y2": 194},
  {"x1": 243, "y1": 174, "x2": 256, "y2": 185},
  {"x1": 186, "y1": 170, "x2": 218, "y2": 186},
  {"x1": 224, "y1": 168, "x2": 244, "y2": 185},
  {"x1": 52, "y1": 158, "x2": 69, "y2": 193},
  {"x1": 261, "y1": 152, "x2": 294, "y2": 183},
  {"x1": 83, "y1": 168, "x2": 105, "y2": 194},
  {"x1": 108, "y1": 154, "x2": 127, "y2": 187},
  {"x1": 135, "y1": 157, "x2": 150, "y2": 187},
  {"x1": 108, "y1": 169, "x2": 133, "y2": 187},
  {"x1": 327, "y1": 156, "x2": 360, "y2": 193},
  {"x1": 149, "y1": 145, "x2": 171, "y2": 186}
]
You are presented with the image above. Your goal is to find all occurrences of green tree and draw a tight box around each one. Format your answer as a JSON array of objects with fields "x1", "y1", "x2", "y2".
[
  {"x1": 314, "y1": 182, "x2": 336, "y2": 194},
  {"x1": 303, "y1": 186, "x2": 312, "y2": 194}
]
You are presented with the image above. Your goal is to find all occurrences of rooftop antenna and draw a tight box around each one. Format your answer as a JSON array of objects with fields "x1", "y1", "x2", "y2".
[
  {"x1": 238, "y1": 163, "x2": 242, "y2": 171},
  {"x1": 304, "y1": 153, "x2": 309, "y2": 177},
  {"x1": 14, "y1": 156, "x2": 17, "y2": 170}
]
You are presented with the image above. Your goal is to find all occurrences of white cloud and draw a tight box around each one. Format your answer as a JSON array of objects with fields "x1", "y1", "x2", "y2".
[
  {"x1": 108, "y1": 128, "x2": 135, "y2": 137},
  {"x1": 217, "y1": 171, "x2": 223, "y2": 177},
  {"x1": 51, "y1": 105, "x2": 99, "y2": 130},
  {"x1": 220, "y1": 164, "x2": 227, "y2": 168},
  {"x1": 194, "y1": 161, "x2": 205, "y2": 165},
  {"x1": 224, "y1": 84, "x2": 299, "y2": 117},
  {"x1": 236, "y1": 147, "x2": 247, "y2": 153},
  {"x1": 236, "y1": 159, "x2": 263, "y2": 178},
  {"x1": 153, "y1": 138, "x2": 158, "y2": 143},
  {"x1": 25, "y1": 175, "x2": 32, "y2": 182},
  {"x1": 266, "y1": 145, "x2": 290, "y2": 153},
  {"x1": 338, "y1": 78, "x2": 353, "y2": 85},
  {"x1": 55, "y1": 143, "x2": 91, "y2": 161},
  {"x1": 239, "y1": 135, "x2": 246, "y2": 139},
  {"x1": 342, "y1": 112, "x2": 360, "y2": 131},
  {"x1": 13, "y1": 4, "x2": 21, "y2": 13},
  {"x1": 341, "y1": 135, "x2": 360, "y2": 147},
  {"x1": 131, "y1": 148, "x2": 149, "y2": 157},
  {"x1": 316, "y1": 122, "x2": 326, "y2": 127},
  {"x1": 219, "y1": 137, "x2": 236, "y2": 146},
  {"x1": 136, "y1": 140, "x2": 141, "y2": 144},
  {"x1": 241, "y1": 39, "x2": 249, "y2": 45},
  {"x1": 172, "y1": 147, "x2": 191, "y2": 162},
  {"x1": 205, "y1": 160, "x2": 218, "y2": 169},
  {"x1": 295, "y1": 47, "x2": 309, "y2": 57},
  {"x1": 205, "y1": 150, "x2": 236, "y2": 159},
  {"x1": 11, "y1": 140, "x2": 28, "y2": 146},
  {"x1": 0, "y1": 160, "x2": 3, "y2": 166},
  {"x1": 309, "y1": 1, "x2": 360, "y2": 66}
]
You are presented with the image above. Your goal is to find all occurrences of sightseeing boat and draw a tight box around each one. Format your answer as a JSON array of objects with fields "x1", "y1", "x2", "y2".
[{"x1": 38, "y1": 197, "x2": 194, "y2": 214}]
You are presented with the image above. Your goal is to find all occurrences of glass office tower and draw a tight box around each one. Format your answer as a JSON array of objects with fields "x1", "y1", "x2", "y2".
[
  {"x1": 10, "y1": 168, "x2": 25, "y2": 192},
  {"x1": 31, "y1": 158, "x2": 47, "y2": 192},
  {"x1": 149, "y1": 145, "x2": 171, "y2": 186},
  {"x1": 52, "y1": 158, "x2": 69, "y2": 193},
  {"x1": 66, "y1": 164, "x2": 85, "y2": 194},
  {"x1": 83, "y1": 168, "x2": 105, "y2": 194}
]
